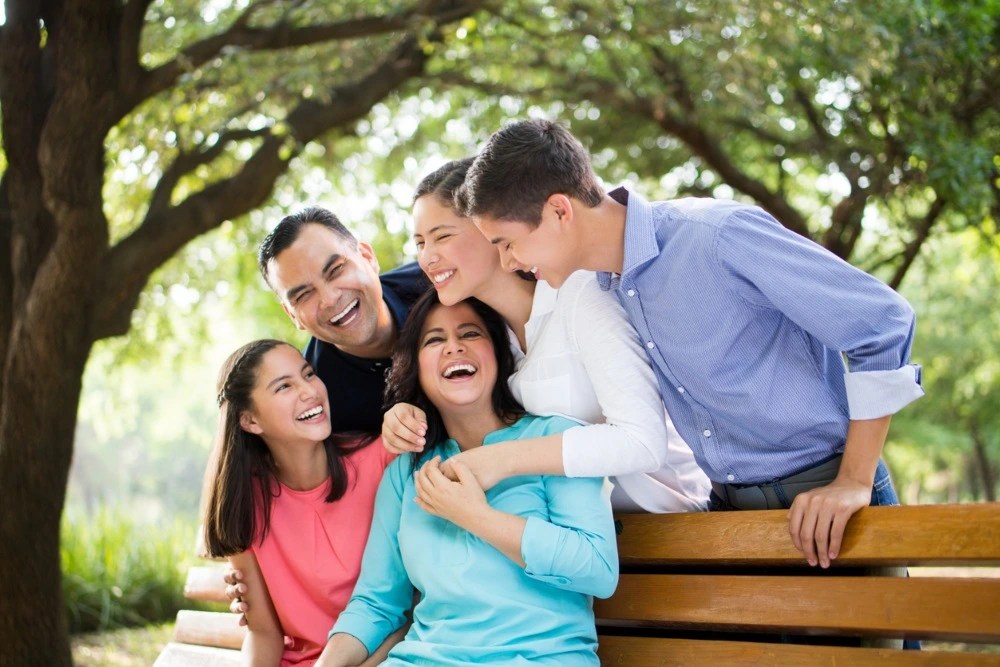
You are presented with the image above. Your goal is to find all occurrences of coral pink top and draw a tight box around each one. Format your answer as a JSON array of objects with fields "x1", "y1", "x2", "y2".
[{"x1": 251, "y1": 439, "x2": 393, "y2": 666}]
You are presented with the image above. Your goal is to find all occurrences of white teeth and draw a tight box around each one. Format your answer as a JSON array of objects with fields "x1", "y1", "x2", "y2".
[
  {"x1": 530, "y1": 267, "x2": 538, "y2": 275},
  {"x1": 442, "y1": 363, "x2": 476, "y2": 378},
  {"x1": 297, "y1": 406, "x2": 323, "y2": 421},
  {"x1": 330, "y1": 299, "x2": 359, "y2": 325},
  {"x1": 433, "y1": 270, "x2": 455, "y2": 284}
]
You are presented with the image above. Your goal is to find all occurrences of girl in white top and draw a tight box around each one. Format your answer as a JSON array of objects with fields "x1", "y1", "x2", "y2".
[{"x1": 382, "y1": 159, "x2": 709, "y2": 512}]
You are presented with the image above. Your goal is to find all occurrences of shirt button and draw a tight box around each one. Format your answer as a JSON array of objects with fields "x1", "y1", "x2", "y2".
[
  {"x1": 627, "y1": 289, "x2": 636, "y2": 297},
  {"x1": 703, "y1": 429, "x2": 712, "y2": 437},
  {"x1": 727, "y1": 474, "x2": 735, "y2": 482},
  {"x1": 677, "y1": 387, "x2": 685, "y2": 394},
  {"x1": 646, "y1": 341, "x2": 654, "y2": 349}
]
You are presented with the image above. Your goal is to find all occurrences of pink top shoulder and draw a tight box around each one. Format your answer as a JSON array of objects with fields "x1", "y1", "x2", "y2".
[{"x1": 252, "y1": 439, "x2": 393, "y2": 666}]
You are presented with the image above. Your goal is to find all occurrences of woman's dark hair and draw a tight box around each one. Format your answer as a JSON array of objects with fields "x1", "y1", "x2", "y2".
[
  {"x1": 203, "y1": 339, "x2": 374, "y2": 557},
  {"x1": 385, "y1": 291, "x2": 523, "y2": 469},
  {"x1": 413, "y1": 157, "x2": 475, "y2": 206}
]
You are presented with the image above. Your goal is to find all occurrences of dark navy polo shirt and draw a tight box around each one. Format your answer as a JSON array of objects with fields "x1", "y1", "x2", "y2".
[{"x1": 303, "y1": 261, "x2": 429, "y2": 435}]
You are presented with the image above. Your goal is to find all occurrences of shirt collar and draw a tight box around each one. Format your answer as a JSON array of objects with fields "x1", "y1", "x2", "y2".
[
  {"x1": 381, "y1": 278, "x2": 411, "y2": 331},
  {"x1": 597, "y1": 186, "x2": 660, "y2": 290}
]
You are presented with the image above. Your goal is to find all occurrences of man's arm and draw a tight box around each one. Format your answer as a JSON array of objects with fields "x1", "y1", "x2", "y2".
[{"x1": 228, "y1": 550, "x2": 284, "y2": 666}]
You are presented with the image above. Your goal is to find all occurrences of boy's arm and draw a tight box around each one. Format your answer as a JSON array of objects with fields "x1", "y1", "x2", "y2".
[
  {"x1": 716, "y1": 207, "x2": 922, "y2": 565},
  {"x1": 788, "y1": 416, "x2": 891, "y2": 568}
]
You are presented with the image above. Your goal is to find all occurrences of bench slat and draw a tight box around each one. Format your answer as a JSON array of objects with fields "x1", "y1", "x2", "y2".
[
  {"x1": 153, "y1": 642, "x2": 241, "y2": 667},
  {"x1": 597, "y1": 636, "x2": 1000, "y2": 666},
  {"x1": 616, "y1": 503, "x2": 1000, "y2": 567},
  {"x1": 596, "y1": 574, "x2": 1000, "y2": 642},
  {"x1": 184, "y1": 565, "x2": 228, "y2": 603},
  {"x1": 173, "y1": 610, "x2": 246, "y2": 650}
]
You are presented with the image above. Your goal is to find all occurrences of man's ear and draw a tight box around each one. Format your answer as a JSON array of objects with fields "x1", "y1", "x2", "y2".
[
  {"x1": 240, "y1": 411, "x2": 264, "y2": 435},
  {"x1": 358, "y1": 241, "x2": 381, "y2": 274},
  {"x1": 281, "y1": 302, "x2": 306, "y2": 331}
]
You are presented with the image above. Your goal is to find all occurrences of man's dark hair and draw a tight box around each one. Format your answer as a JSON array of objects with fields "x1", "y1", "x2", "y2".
[
  {"x1": 384, "y1": 290, "x2": 524, "y2": 471},
  {"x1": 455, "y1": 119, "x2": 604, "y2": 228},
  {"x1": 257, "y1": 207, "x2": 357, "y2": 287}
]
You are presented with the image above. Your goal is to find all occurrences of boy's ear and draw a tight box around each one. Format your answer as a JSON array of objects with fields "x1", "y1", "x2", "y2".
[
  {"x1": 546, "y1": 194, "x2": 575, "y2": 226},
  {"x1": 240, "y1": 411, "x2": 264, "y2": 435}
]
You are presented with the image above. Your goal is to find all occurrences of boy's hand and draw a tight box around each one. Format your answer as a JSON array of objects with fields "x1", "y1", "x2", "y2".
[
  {"x1": 788, "y1": 479, "x2": 870, "y2": 568},
  {"x1": 440, "y1": 446, "x2": 506, "y2": 491},
  {"x1": 223, "y1": 567, "x2": 248, "y2": 626},
  {"x1": 382, "y1": 403, "x2": 427, "y2": 454},
  {"x1": 414, "y1": 457, "x2": 487, "y2": 529}
]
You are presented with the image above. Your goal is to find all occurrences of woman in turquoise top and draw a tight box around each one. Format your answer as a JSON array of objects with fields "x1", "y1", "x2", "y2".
[{"x1": 315, "y1": 291, "x2": 619, "y2": 666}]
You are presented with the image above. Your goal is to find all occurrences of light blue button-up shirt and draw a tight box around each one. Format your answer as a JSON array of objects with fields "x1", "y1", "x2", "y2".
[
  {"x1": 331, "y1": 415, "x2": 618, "y2": 666},
  {"x1": 598, "y1": 188, "x2": 924, "y2": 485}
]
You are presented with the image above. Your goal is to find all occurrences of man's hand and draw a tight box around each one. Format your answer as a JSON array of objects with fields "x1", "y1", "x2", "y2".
[
  {"x1": 439, "y1": 446, "x2": 507, "y2": 492},
  {"x1": 788, "y1": 478, "x2": 871, "y2": 568},
  {"x1": 414, "y1": 457, "x2": 488, "y2": 530},
  {"x1": 382, "y1": 403, "x2": 427, "y2": 454},
  {"x1": 223, "y1": 566, "x2": 248, "y2": 626}
]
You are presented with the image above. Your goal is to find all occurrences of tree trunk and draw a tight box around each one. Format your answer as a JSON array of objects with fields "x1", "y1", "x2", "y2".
[
  {"x1": 0, "y1": 327, "x2": 93, "y2": 666},
  {"x1": 971, "y1": 422, "x2": 997, "y2": 502}
]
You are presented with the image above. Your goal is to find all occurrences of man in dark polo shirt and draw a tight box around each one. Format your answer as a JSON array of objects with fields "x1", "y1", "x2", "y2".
[
  {"x1": 257, "y1": 206, "x2": 428, "y2": 434},
  {"x1": 221, "y1": 206, "x2": 428, "y2": 618}
]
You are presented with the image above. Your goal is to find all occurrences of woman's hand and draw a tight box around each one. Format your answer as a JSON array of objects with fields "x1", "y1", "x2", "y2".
[
  {"x1": 382, "y1": 403, "x2": 427, "y2": 454},
  {"x1": 413, "y1": 456, "x2": 488, "y2": 530}
]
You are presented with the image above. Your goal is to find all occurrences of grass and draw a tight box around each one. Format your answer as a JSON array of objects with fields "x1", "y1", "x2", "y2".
[
  {"x1": 62, "y1": 507, "x2": 205, "y2": 633},
  {"x1": 71, "y1": 622, "x2": 174, "y2": 666}
]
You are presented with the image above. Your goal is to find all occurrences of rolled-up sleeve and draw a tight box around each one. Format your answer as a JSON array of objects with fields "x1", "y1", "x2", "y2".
[
  {"x1": 521, "y1": 475, "x2": 619, "y2": 599},
  {"x1": 716, "y1": 207, "x2": 924, "y2": 419}
]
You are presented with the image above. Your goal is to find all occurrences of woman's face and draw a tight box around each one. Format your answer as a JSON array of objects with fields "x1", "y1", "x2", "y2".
[
  {"x1": 413, "y1": 195, "x2": 503, "y2": 306},
  {"x1": 417, "y1": 302, "x2": 498, "y2": 416},
  {"x1": 240, "y1": 344, "x2": 332, "y2": 444}
]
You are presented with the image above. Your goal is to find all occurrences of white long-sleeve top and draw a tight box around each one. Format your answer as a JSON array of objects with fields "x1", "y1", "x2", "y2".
[{"x1": 508, "y1": 271, "x2": 710, "y2": 513}]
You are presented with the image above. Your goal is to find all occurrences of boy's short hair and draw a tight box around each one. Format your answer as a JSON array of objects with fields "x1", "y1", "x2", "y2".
[{"x1": 455, "y1": 119, "x2": 604, "y2": 228}]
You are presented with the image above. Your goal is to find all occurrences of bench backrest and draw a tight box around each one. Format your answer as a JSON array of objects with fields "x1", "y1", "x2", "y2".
[{"x1": 596, "y1": 503, "x2": 1000, "y2": 665}]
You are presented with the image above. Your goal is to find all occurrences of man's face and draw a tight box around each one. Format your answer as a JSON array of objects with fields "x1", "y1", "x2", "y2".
[
  {"x1": 266, "y1": 224, "x2": 391, "y2": 357},
  {"x1": 473, "y1": 206, "x2": 575, "y2": 288}
]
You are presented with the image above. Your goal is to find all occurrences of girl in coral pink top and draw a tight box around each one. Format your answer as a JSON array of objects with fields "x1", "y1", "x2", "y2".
[{"x1": 203, "y1": 339, "x2": 401, "y2": 666}]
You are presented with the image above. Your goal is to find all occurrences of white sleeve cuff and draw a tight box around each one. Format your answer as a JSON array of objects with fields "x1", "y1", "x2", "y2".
[{"x1": 844, "y1": 364, "x2": 924, "y2": 419}]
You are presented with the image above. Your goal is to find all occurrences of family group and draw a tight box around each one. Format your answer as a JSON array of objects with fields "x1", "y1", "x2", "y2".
[{"x1": 202, "y1": 119, "x2": 922, "y2": 666}]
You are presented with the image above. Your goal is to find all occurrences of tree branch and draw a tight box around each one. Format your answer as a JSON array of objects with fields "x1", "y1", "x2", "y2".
[
  {"x1": 92, "y1": 34, "x2": 439, "y2": 339},
  {"x1": 888, "y1": 195, "x2": 946, "y2": 290},
  {"x1": 131, "y1": 4, "x2": 433, "y2": 111}
]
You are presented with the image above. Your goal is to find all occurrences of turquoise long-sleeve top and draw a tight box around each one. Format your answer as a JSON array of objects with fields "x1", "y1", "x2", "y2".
[{"x1": 331, "y1": 414, "x2": 619, "y2": 665}]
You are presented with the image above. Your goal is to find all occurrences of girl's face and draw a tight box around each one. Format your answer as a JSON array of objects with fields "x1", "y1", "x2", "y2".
[
  {"x1": 240, "y1": 344, "x2": 332, "y2": 444},
  {"x1": 417, "y1": 302, "x2": 498, "y2": 416},
  {"x1": 413, "y1": 195, "x2": 503, "y2": 306}
]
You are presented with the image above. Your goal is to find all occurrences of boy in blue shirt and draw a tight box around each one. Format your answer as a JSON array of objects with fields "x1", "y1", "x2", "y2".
[{"x1": 455, "y1": 119, "x2": 923, "y2": 569}]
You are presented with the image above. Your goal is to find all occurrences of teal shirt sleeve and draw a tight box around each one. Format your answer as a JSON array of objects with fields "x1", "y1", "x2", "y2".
[
  {"x1": 520, "y1": 474, "x2": 619, "y2": 599},
  {"x1": 329, "y1": 456, "x2": 414, "y2": 653},
  {"x1": 515, "y1": 416, "x2": 619, "y2": 599}
]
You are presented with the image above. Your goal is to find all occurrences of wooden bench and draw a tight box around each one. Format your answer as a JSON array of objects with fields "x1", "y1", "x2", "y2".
[{"x1": 156, "y1": 502, "x2": 1000, "y2": 665}]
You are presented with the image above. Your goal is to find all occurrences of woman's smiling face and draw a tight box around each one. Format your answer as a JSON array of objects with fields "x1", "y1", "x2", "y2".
[
  {"x1": 413, "y1": 195, "x2": 503, "y2": 306},
  {"x1": 416, "y1": 301, "x2": 498, "y2": 416}
]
